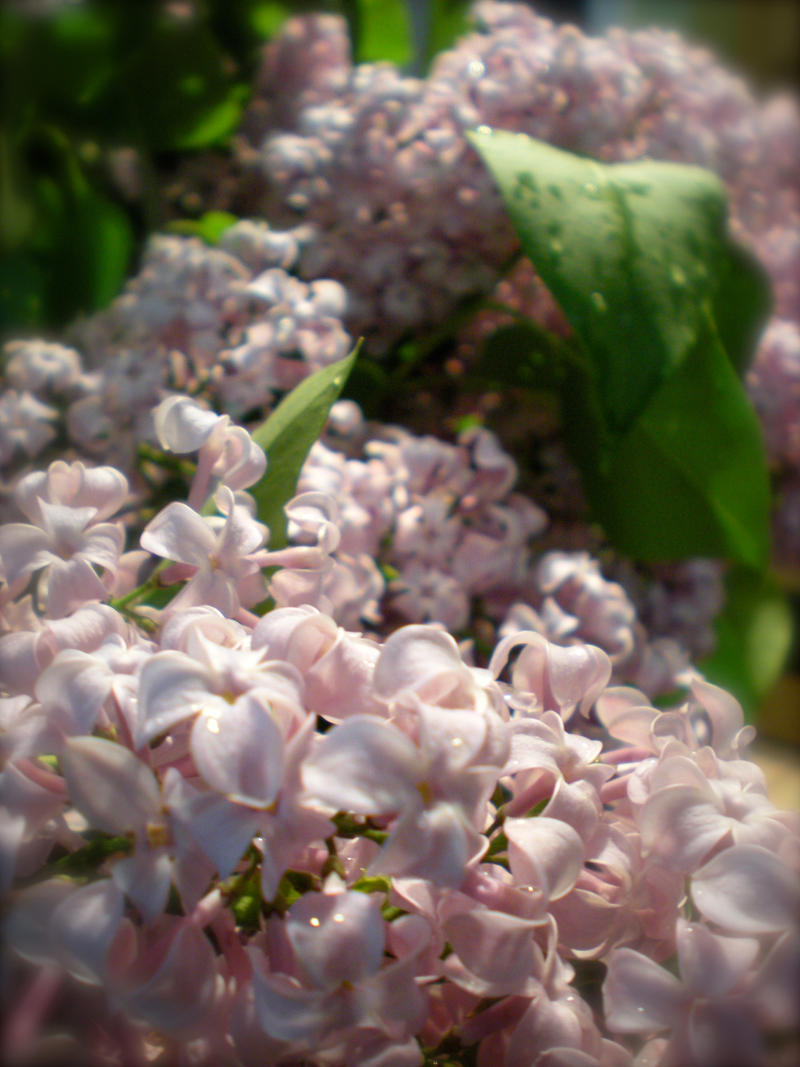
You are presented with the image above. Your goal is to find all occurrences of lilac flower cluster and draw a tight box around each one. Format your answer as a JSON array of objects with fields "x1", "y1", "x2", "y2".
[
  {"x1": 1, "y1": 7, "x2": 798, "y2": 1059},
  {"x1": 237, "y1": 1, "x2": 800, "y2": 568},
  {"x1": 244, "y1": 3, "x2": 798, "y2": 338},
  {"x1": 1, "y1": 420, "x2": 797, "y2": 1066},
  {"x1": 293, "y1": 402, "x2": 705, "y2": 694},
  {"x1": 0, "y1": 221, "x2": 350, "y2": 504}
]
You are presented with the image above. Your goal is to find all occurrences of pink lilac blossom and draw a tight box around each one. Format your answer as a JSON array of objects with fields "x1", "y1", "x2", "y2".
[
  {"x1": 0, "y1": 434, "x2": 797, "y2": 1066},
  {"x1": 232, "y1": 0, "x2": 799, "y2": 576},
  {"x1": 241, "y1": 3, "x2": 798, "y2": 353},
  {"x1": 294, "y1": 408, "x2": 707, "y2": 693},
  {"x1": 0, "y1": 6, "x2": 798, "y2": 1062},
  {"x1": 0, "y1": 223, "x2": 351, "y2": 510}
]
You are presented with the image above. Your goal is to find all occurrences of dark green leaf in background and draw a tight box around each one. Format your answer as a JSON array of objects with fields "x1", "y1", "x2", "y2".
[
  {"x1": 711, "y1": 240, "x2": 773, "y2": 375},
  {"x1": 251, "y1": 346, "x2": 359, "y2": 548},
  {"x1": 701, "y1": 566, "x2": 794, "y2": 719},
  {"x1": 468, "y1": 130, "x2": 729, "y2": 434},
  {"x1": 469, "y1": 129, "x2": 772, "y2": 566},
  {"x1": 588, "y1": 313, "x2": 770, "y2": 567},
  {"x1": 353, "y1": 0, "x2": 413, "y2": 66}
]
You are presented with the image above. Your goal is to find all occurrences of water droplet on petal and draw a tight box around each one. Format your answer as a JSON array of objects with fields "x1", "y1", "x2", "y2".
[
  {"x1": 451, "y1": 736, "x2": 464, "y2": 747},
  {"x1": 332, "y1": 912, "x2": 346, "y2": 923},
  {"x1": 467, "y1": 59, "x2": 486, "y2": 79},
  {"x1": 309, "y1": 917, "x2": 321, "y2": 927},
  {"x1": 636, "y1": 1005, "x2": 646, "y2": 1013},
  {"x1": 206, "y1": 717, "x2": 221, "y2": 734}
]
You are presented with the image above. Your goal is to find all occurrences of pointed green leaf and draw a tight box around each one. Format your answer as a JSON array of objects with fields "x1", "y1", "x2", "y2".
[
  {"x1": 712, "y1": 240, "x2": 773, "y2": 375},
  {"x1": 250, "y1": 346, "x2": 359, "y2": 548},
  {"x1": 700, "y1": 566, "x2": 794, "y2": 720},
  {"x1": 586, "y1": 312, "x2": 770, "y2": 567},
  {"x1": 468, "y1": 129, "x2": 731, "y2": 432}
]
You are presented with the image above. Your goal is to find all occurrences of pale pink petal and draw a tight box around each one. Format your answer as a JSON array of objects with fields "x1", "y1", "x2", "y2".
[
  {"x1": 216, "y1": 495, "x2": 268, "y2": 560},
  {"x1": 49, "y1": 879, "x2": 126, "y2": 984},
  {"x1": 284, "y1": 491, "x2": 341, "y2": 554},
  {"x1": 78, "y1": 522, "x2": 125, "y2": 569},
  {"x1": 302, "y1": 715, "x2": 420, "y2": 814},
  {"x1": 370, "y1": 801, "x2": 485, "y2": 886},
  {"x1": 687, "y1": 677, "x2": 745, "y2": 756},
  {"x1": 751, "y1": 931, "x2": 800, "y2": 1028},
  {"x1": 154, "y1": 395, "x2": 222, "y2": 453},
  {"x1": 112, "y1": 849, "x2": 173, "y2": 925},
  {"x1": 542, "y1": 779, "x2": 601, "y2": 842},
  {"x1": 44, "y1": 462, "x2": 129, "y2": 520},
  {"x1": 549, "y1": 888, "x2": 620, "y2": 956},
  {"x1": 140, "y1": 502, "x2": 216, "y2": 565},
  {"x1": 251, "y1": 606, "x2": 338, "y2": 670},
  {"x1": 638, "y1": 786, "x2": 728, "y2": 871},
  {"x1": 35, "y1": 646, "x2": 112, "y2": 727},
  {"x1": 190, "y1": 693, "x2": 284, "y2": 808},
  {"x1": 136, "y1": 651, "x2": 211, "y2": 745},
  {"x1": 215, "y1": 424, "x2": 267, "y2": 490},
  {"x1": 169, "y1": 568, "x2": 239, "y2": 616},
  {"x1": 124, "y1": 921, "x2": 218, "y2": 1033},
  {"x1": 0, "y1": 524, "x2": 53, "y2": 581},
  {"x1": 675, "y1": 919, "x2": 759, "y2": 999},
  {"x1": 491, "y1": 632, "x2": 611, "y2": 719},
  {"x1": 506, "y1": 992, "x2": 584, "y2": 1067},
  {"x1": 62, "y1": 736, "x2": 160, "y2": 833},
  {"x1": 287, "y1": 889, "x2": 384, "y2": 989},
  {"x1": 179, "y1": 790, "x2": 262, "y2": 879},
  {"x1": 505, "y1": 816, "x2": 585, "y2": 901},
  {"x1": 691, "y1": 844, "x2": 800, "y2": 933},
  {"x1": 44, "y1": 557, "x2": 109, "y2": 616},
  {"x1": 250, "y1": 964, "x2": 333, "y2": 1044},
  {"x1": 3, "y1": 879, "x2": 76, "y2": 964},
  {"x1": 304, "y1": 630, "x2": 382, "y2": 723},
  {"x1": 443, "y1": 908, "x2": 540, "y2": 993},
  {"x1": 374, "y1": 624, "x2": 477, "y2": 707},
  {"x1": 603, "y1": 947, "x2": 684, "y2": 1032}
]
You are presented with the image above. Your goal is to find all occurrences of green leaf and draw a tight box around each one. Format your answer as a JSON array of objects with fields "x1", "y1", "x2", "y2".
[
  {"x1": 168, "y1": 211, "x2": 239, "y2": 245},
  {"x1": 352, "y1": 0, "x2": 412, "y2": 66},
  {"x1": 700, "y1": 567, "x2": 794, "y2": 720},
  {"x1": 474, "y1": 320, "x2": 570, "y2": 390},
  {"x1": 251, "y1": 346, "x2": 360, "y2": 548},
  {"x1": 586, "y1": 312, "x2": 770, "y2": 567},
  {"x1": 64, "y1": 188, "x2": 134, "y2": 313},
  {"x1": 118, "y1": 17, "x2": 248, "y2": 151},
  {"x1": 425, "y1": 0, "x2": 471, "y2": 67},
  {"x1": 51, "y1": 833, "x2": 131, "y2": 878},
  {"x1": 352, "y1": 874, "x2": 393, "y2": 894},
  {"x1": 712, "y1": 240, "x2": 773, "y2": 375},
  {"x1": 247, "y1": 2, "x2": 292, "y2": 40},
  {"x1": 467, "y1": 130, "x2": 730, "y2": 433}
]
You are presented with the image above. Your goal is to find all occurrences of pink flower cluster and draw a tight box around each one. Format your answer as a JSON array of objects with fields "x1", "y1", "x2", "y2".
[
  {"x1": 291, "y1": 402, "x2": 715, "y2": 691},
  {"x1": 1, "y1": 429, "x2": 797, "y2": 1065},
  {"x1": 0, "y1": 221, "x2": 350, "y2": 502},
  {"x1": 235, "y1": 1, "x2": 800, "y2": 565}
]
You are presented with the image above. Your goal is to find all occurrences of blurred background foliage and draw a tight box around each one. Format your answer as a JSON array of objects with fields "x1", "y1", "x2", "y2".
[
  {"x1": 1, "y1": 0, "x2": 798, "y2": 748},
  {"x1": 0, "y1": 0, "x2": 475, "y2": 336},
  {"x1": 2, "y1": 0, "x2": 796, "y2": 337}
]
